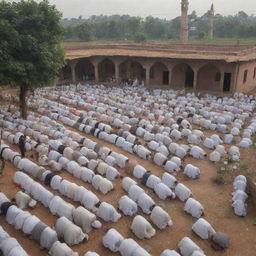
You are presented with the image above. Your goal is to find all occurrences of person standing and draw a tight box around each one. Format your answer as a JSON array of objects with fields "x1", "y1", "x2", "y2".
[{"x1": 18, "y1": 135, "x2": 26, "y2": 158}]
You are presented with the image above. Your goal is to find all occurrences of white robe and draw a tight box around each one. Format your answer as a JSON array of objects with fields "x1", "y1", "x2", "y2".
[
  {"x1": 232, "y1": 200, "x2": 247, "y2": 217},
  {"x1": 22, "y1": 215, "x2": 40, "y2": 235},
  {"x1": 81, "y1": 190, "x2": 99, "y2": 212},
  {"x1": 106, "y1": 166, "x2": 120, "y2": 180},
  {"x1": 184, "y1": 198, "x2": 204, "y2": 218},
  {"x1": 6, "y1": 205, "x2": 23, "y2": 225},
  {"x1": 118, "y1": 195, "x2": 138, "y2": 216},
  {"x1": 232, "y1": 190, "x2": 248, "y2": 202},
  {"x1": 81, "y1": 167, "x2": 95, "y2": 183},
  {"x1": 84, "y1": 252, "x2": 100, "y2": 256},
  {"x1": 49, "y1": 241, "x2": 79, "y2": 256},
  {"x1": 39, "y1": 227, "x2": 58, "y2": 250},
  {"x1": 15, "y1": 191, "x2": 32, "y2": 209},
  {"x1": 55, "y1": 216, "x2": 87, "y2": 246},
  {"x1": 154, "y1": 183, "x2": 175, "y2": 200},
  {"x1": 184, "y1": 164, "x2": 200, "y2": 179},
  {"x1": 14, "y1": 211, "x2": 31, "y2": 230},
  {"x1": 175, "y1": 183, "x2": 192, "y2": 202},
  {"x1": 161, "y1": 173, "x2": 177, "y2": 189},
  {"x1": 146, "y1": 175, "x2": 161, "y2": 189},
  {"x1": 160, "y1": 250, "x2": 181, "y2": 256},
  {"x1": 128, "y1": 184, "x2": 145, "y2": 202},
  {"x1": 209, "y1": 151, "x2": 221, "y2": 162},
  {"x1": 133, "y1": 165, "x2": 147, "y2": 179},
  {"x1": 131, "y1": 215, "x2": 156, "y2": 240},
  {"x1": 97, "y1": 202, "x2": 121, "y2": 222},
  {"x1": 102, "y1": 228, "x2": 124, "y2": 252},
  {"x1": 192, "y1": 218, "x2": 216, "y2": 239},
  {"x1": 164, "y1": 160, "x2": 179, "y2": 173},
  {"x1": 233, "y1": 180, "x2": 246, "y2": 191},
  {"x1": 178, "y1": 237, "x2": 204, "y2": 256},
  {"x1": 150, "y1": 206, "x2": 172, "y2": 229},
  {"x1": 137, "y1": 192, "x2": 155, "y2": 214},
  {"x1": 119, "y1": 238, "x2": 144, "y2": 256},
  {"x1": 73, "y1": 206, "x2": 101, "y2": 233}
]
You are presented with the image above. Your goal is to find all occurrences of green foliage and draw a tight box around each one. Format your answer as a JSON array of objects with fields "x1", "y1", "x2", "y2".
[
  {"x1": 61, "y1": 11, "x2": 256, "y2": 42},
  {"x1": 197, "y1": 31, "x2": 206, "y2": 40},
  {"x1": 75, "y1": 22, "x2": 93, "y2": 41},
  {"x1": 133, "y1": 32, "x2": 147, "y2": 43},
  {"x1": 143, "y1": 16, "x2": 166, "y2": 39},
  {"x1": 0, "y1": 0, "x2": 65, "y2": 87}
]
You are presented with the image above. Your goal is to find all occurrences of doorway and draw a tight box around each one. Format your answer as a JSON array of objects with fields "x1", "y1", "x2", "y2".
[
  {"x1": 223, "y1": 73, "x2": 231, "y2": 92},
  {"x1": 185, "y1": 68, "x2": 194, "y2": 88},
  {"x1": 163, "y1": 71, "x2": 169, "y2": 85}
]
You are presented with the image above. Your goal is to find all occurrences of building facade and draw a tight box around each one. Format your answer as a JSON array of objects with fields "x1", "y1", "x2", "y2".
[{"x1": 60, "y1": 43, "x2": 256, "y2": 94}]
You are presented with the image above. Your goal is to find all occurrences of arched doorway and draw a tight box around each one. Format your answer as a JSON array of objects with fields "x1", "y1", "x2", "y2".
[
  {"x1": 150, "y1": 62, "x2": 169, "y2": 85},
  {"x1": 119, "y1": 60, "x2": 145, "y2": 82},
  {"x1": 171, "y1": 63, "x2": 194, "y2": 89},
  {"x1": 197, "y1": 64, "x2": 221, "y2": 91},
  {"x1": 98, "y1": 59, "x2": 115, "y2": 82},
  {"x1": 75, "y1": 59, "x2": 95, "y2": 81}
]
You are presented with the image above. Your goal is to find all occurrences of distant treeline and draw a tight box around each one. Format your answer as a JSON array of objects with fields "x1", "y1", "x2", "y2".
[{"x1": 61, "y1": 11, "x2": 256, "y2": 42}]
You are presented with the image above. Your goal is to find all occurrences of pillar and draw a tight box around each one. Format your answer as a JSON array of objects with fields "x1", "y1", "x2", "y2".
[
  {"x1": 90, "y1": 57, "x2": 104, "y2": 83},
  {"x1": 180, "y1": 0, "x2": 189, "y2": 43},
  {"x1": 114, "y1": 63, "x2": 119, "y2": 83},
  {"x1": 145, "y1": 66, "x2": 150, "y2": 87},
  {"x1": 193, "y1": 68, "x2": 198, "y2": 90},
  {"x1": 94, "y1": 64, "x2": 99, "y2": 83},
  {"x1": 168, "y1": 69, "x2": 172, "y2": 87},
  {"x1": 208, "y1": 4, "x2": 214, "y2": 39},
  {"x1": 70, "y1": 61, "x2": 78, "y2": 83}
]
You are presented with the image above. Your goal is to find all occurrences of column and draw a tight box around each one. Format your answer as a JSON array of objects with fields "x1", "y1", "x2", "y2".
[
  {"x1": 145, "y1": 66, "x2": 150, "y2": 87},
  {"x1": 168, "y1": 67, "x2": 173, "y2": 87},
  {"x1": 115, "y1": 62, "x2": 120, "y2": 83},
  {"x1": 193, "y1": 69, "x2": 198, "y2": 90},
  {"x1": 94, "y1": 63, "x2": 99, "y2": 83},
  {"x1": 70, "y1": 62, "x2": 77, "y2": 83},
  {"x1": 180, "y1": 0, "x2": 189, "y2": 43}
]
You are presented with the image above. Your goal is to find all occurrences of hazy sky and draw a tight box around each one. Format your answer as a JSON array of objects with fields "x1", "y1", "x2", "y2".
[{"x1": 8, "y1": 0, "x2": 256, "y2": 19}]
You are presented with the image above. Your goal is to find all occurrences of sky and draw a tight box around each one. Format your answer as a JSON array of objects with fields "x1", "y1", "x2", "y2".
[{"x1": 7, "y1": 0, "x2": 256, "y2": 19}]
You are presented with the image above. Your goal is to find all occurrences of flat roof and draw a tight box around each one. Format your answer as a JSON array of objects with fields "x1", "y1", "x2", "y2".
[{"x1": 63, "y1": 42, "x2": 256, "y2": 63}]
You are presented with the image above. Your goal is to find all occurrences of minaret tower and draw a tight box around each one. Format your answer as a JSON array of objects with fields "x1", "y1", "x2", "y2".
[
  {"x1": 180, "y1": 0, "x2": 189, "y2": 43},
  {"x1": 208, "y1": 4, "x2": 214, "y2": 39}
]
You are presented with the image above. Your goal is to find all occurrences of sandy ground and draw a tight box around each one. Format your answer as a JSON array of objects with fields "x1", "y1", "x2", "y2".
[{"x1": 1, "y1": 92, "x2": 256, "y2": 256}]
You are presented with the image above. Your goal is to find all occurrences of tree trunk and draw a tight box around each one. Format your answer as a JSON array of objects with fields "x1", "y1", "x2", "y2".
[{"x1": 19, "y1": 84, "x2": 28, "y2": 119}]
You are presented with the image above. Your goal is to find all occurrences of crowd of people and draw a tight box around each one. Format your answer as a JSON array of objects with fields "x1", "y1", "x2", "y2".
[{"x1": 0, "y1": 83, "x2": 255, "y2": 255}]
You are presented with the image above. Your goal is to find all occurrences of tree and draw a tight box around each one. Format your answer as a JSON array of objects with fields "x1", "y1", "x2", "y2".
[
  {"x1": 0, "y1": 0, "x2": 65, "y2": 119},
  {"x1": 127, "y1": 17, "x2": 141, "y2": 38},
  {"x1": 133, "y1": 31, "x2": 146, "y2": 42},
  {"x1": 144, "y1": 16, "x2": 166, "y2": 39},
  {"x1": 75, "y1": 21, "x2": 93, "y2": 41}
]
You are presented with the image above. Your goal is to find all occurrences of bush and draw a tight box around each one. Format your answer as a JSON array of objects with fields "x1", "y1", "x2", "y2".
[
  {"x1": 196, "y1": 31, "x2": 206, "y2": 40},
  {"x1": 133, "y1": 32, "x2": 146, "y2": 43}
]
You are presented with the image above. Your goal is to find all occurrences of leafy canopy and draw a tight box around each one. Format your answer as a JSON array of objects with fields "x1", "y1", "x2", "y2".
[{"x1": 0, "y1": 0, "x2": 65, "y2": 87}]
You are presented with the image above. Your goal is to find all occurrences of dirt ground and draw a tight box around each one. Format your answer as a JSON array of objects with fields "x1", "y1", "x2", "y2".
[{"x1": 1, "y1": 93, "x2": 256, "y2": 256}]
